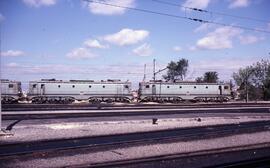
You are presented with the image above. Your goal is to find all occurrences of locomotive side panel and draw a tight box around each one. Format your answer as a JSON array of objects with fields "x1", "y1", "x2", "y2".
[
  {"x1": 28, "y1": 80, "x2": 132, "y2": 103},
  {"x1": 139, "y1": 82, "x2": 232, "y2": 102}
]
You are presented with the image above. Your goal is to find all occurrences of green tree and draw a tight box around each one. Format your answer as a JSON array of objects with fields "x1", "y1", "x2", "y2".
[
  {"x1": 196, "y1": 77, "x2": 204, "y2": 83},
  {"x1": 203, "y1": 71, "x2": 219, "y2": 83},
  {"x1": 163, "y1": 58, "x2": 188, "y2": 81},
  {"x1": 252, "y1": 59, "x2": 270, "y2": 100}
]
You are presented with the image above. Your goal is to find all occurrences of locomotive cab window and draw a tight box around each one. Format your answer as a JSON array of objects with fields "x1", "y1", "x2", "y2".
[
  {"x1": 8, "y1": 84, "x2": 14, "y2": 88},
  {"x1": 32, "y1": 84, "x2": 37, "y2": 88},
  {"x1": 224, "y1": 86, "x2": 229, "y2": 89},
  {"x1": 145, "y1": 85, "x2": 150, "y2": 88},
  {"x1": 41, "y1": 84, "x2": 45, "y2": 88},
  {"x1": 124, "y1": 85, "x2": 129, "y2": 89}
]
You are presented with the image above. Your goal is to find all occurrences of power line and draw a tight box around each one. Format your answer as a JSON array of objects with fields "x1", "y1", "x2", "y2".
[
  {"x1": 83, "y1": 0, "x2": 270, "y2": 34},
  {"x1": 152, "y1": 0, "x2": 270, "y2": 24}
]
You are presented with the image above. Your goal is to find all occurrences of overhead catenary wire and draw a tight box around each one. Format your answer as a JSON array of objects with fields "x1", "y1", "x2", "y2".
[
  {"x1": 152, "y1": 0, "x2": 270, "y2": 24},
  {"x1": 83, "y1": 0, "x2": 270, "y2": 34}
]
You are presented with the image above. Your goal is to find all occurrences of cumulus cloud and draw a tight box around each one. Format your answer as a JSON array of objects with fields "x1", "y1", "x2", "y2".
[
  {"x1": 84, "y1": 39, "x2": 108, "y2": 49},
  {"x1": 173, "y1": 46, "x2": 182, "y2": 52},
  {"x1": 88, "y1": 0, "x2": 134, "y2": 15},
  {"x1": 194, "y1": 23, "x2": 215, "y2": 33},
  {"x1": 132, "y1": 43, "x2": 153, "y2": 56},
  {"x1": 104, "y1": 28, "x2": 149, "y2": 46},
  {"x1": 66, "y1": 47, "x2": 96, "y2": 59},
  {"x1": 22, "y1": 0, "x2": 57, "y2": 7},
  {"x1": 7, "y1": 62, "x2": 19, "y2": 68},
  {"x1": 1, "y1": 50, "x2": 25, "y2": 57},
  {"x1": 228, "y1": 0, "x2": 250, "y2": 8},
  {"x1": 239, "y1": 35, "x2": 263, "y2": 45},
  {"x1": 194, "y1": 26, "x2": 242, "y2": 50},
  {"x1": 182, "y1": 0, "x2": 210, "y2": 11}
]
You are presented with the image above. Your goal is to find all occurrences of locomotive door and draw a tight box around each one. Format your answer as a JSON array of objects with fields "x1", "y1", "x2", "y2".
[
  {"x1": 218, "y1": 85, "x2": 222, "y2": 95},
  {"x1": 117, "y1": 85, "x2": 123, "y2": 96},
  {"x1": 40, "y1": 84, "x2": 45, "y2": 95},
  {"x1": 152, "y1": 84, "x2": 156, "y2": 95}
]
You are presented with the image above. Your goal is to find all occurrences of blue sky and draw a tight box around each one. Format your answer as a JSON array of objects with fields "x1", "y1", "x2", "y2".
[{"x1": 0, "y1": 0, "x2": 270, "y2": 89}]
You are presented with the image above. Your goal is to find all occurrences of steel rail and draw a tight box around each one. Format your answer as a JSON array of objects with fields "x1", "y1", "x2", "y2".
[
  {"x1": 2, "y1": 106, "x2": 270, "y2": 120},
  {"x1": 3, "y1": 102, "x2": 270, "y2": 112}
]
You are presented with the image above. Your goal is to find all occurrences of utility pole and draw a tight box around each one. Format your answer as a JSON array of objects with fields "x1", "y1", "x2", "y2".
[
  {"x1": 0, "y1": 22, "x2": 2, "y2": 134},
  {"x1": 245, "y1": 70, "x2": 248, "y2": 103},
  {"x1": 143, "y1": 64, "x2": 146, "y2": 82},
  {"x1": 153, "y1": 59, "x2": 156, "y2": 81}
]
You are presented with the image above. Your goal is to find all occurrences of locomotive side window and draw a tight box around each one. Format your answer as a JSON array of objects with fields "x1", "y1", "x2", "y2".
[
  {"x1": 89, "y1": 85, "x2": 91, "y2": 88},
  {"x1": 224, "y1": 86, "x2": 229, "y2": 89},
  {"x1": 8, "y1": 84, "x2": 14, "y2": 88},
  {"x1": 58, "y1": 85, "x2": 61, "y2": 88},
  {"x1": 32, "y1": 84, "x2": 37, "y2": 88},
  {"x1": 103, "y1": 85, "x2": 105, "y2": 88},
  {"x1": 194, "y1": 86, "x2": 196, "y2": 89},
  {"x1": 145, "y1": 85, "x2": 150, "y2": 88},
  {"x1": 179, "y1": 86, "x2": 182, "y2": 89},
  {"x1": 72, "y1": 85, "x2": 75, "y2": 88},
  {"x1": 125, "y1": 85, "x2": 129, "y2": 89},
  {"x1": 41, "y1": 84, "x2": 45, "y2": 88},
  {"x1": 167, "y1": 86, "x2": 170, "y2": 88},
  {"x1": 206, "y1": 86, "x2": 208, "y2": 89}
]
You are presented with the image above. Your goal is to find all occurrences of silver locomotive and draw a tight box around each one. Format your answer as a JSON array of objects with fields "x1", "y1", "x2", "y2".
[
  {"x1": 28, "y1": 79, "x2": 132, "y2": 103},
  {"x1": 138, "y1": 80, "x2": 232, "y2": 102},
  {"x1": 1, "y1": 79, "x2": 22, "y2": 104}
]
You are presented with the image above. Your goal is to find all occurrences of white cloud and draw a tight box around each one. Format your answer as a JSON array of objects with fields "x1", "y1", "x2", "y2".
[
  {"x1": 267, "y1": 23, "x2": 270, "y2": 30},
  {"x1": 132, "y1": 43, "x2": 153, "y2": 56},
  {"x1": 194, "y1": 23, "x2": 214, "y2": 33},
  {"x1": 7, "y1": 62, "x2": 19, "y2": 68},
  {"x1": 88, "y1": 0, "x2": 134, "y2": 15},
  {"x1": 1, "y1": 50, "x2": 25, "y2": 57},
  {"x1": 66, "y1": 47, "x2": 96, "y2": 59},
  {"x1": 173, "y1": 46, "x2": 182, "y2": 52},
  {"x1": 194, "y1": 26, "x2": 242, "y2": 50},
  {"x1": 84, "y1": 39, "x2": 108, "y2": 49},
  {"x1": 239, "y1": 35, "x2": 263, "y2": 45},
  {"x1": 0, "y1": 13, "x2": 5, "y2": 22},
  {"x1": 182, "y1": 0, "x2": 210, "y2": 11},
  {"x1": 228, "y1": 0, "x2": 250, "y2": 8},
  {"x1": 104, "y1": 28, "x2": 149, "y2": 46},
  {"x1": 22, "y1": 0, "x2": 57, "y2": 7}
]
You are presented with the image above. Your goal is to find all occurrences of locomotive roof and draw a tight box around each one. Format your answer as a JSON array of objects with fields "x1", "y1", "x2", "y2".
[
  {"x1": 1, "y1": 79, "x2": 21, "y2": 83},
  {"x1": 30, "y1": 79, "x2": 130, "y2": 84},
  {"x1": 140, "y1": 81, "x2": 229, "y2": 85}
]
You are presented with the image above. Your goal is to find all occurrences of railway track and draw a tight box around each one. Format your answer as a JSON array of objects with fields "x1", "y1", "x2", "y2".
[
  {"x1": 1, "y1": 120, "x2": 270, "y2": 158},
  {"x1": 84, "y1": 144, "x2": 270, "y2": 168},
  {"x1": 2, "y1": 106, "x2": 270, "y2": 120},
  {"x1": 3, "y1": 102, "x2": 270, "y2": 112}
]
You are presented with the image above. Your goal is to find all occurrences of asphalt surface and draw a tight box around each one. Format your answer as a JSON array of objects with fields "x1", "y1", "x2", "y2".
[
  {"x1": 2, "y1": 112, "x2": 270, "y2": 127},
  {"x1": 1, "y1": 120, "x2": 270, "y2": 157}
]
